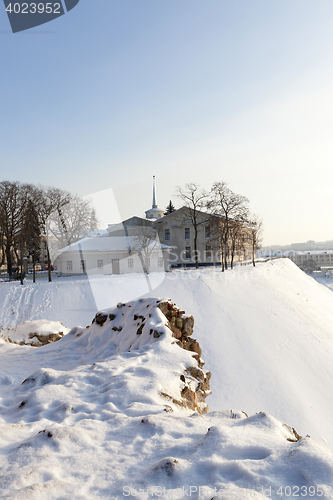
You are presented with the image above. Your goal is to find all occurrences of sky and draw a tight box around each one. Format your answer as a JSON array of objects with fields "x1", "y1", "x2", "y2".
[{"x1": 1, "y1": 0, "x2": 333, "y2": 246}]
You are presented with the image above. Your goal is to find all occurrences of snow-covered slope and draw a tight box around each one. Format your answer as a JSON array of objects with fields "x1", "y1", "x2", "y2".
[
  {"x1": 1, "y1": 294, "x2": 333, "y2": 499},
  {"x1": 0, "y1": 259, "x2": 332, "y2": 448},
  {"x1": 0, "y1": 298, "x2": 207, "y2": 410},
  {"x1": 149, "y1": 259, "x2": 333, "y2": 449}
]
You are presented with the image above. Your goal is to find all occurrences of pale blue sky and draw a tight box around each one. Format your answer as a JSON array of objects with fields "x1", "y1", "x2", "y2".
[{"x1": 1, "y1": 1, "x2": 333, "y2": 245}]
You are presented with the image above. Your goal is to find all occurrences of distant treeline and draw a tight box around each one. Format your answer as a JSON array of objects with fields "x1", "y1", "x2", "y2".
[{"x1": 0, "y1": 181, "x2": 97, "y2": 282}]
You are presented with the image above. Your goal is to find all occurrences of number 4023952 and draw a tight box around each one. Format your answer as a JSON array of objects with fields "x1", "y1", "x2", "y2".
[{"x1": 5, "y1": 3, "x2": 62, "y2": 14}]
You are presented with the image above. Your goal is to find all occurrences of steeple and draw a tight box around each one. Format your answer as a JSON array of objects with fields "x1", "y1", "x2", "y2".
[
  {"x1": 145, "y1": 176, "x2": 165, "y2": 220},
  {"x1": 152, "y1": 176, "x2": 157, "y2": 208}
]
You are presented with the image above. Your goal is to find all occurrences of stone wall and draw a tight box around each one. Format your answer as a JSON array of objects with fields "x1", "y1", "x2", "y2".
[{"x1": 157, "y1": 300, "x2": 211, "y2": 415}]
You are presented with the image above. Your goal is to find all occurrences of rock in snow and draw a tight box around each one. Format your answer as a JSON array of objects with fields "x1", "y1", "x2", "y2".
[{"x1": 1, "y1": 319, "x2": 70, "y2": 346}]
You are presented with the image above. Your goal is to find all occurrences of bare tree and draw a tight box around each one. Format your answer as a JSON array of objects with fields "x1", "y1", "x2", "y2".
[
  {"x1": 32, "y1": 186, "x2": 71, "y2": 282},
  {"x1": 209, "y1": 182, "x2": 249, "y2": 271},
  {"x1": 0, "y1": 231, "x2": 5, "y2": 269},
  {"x1": 130, "y1": 220, "x2": 161, "y2": 274},
  {"x1": 48, "y1": 195, "x2": 96, "y2": 247},
  {"x1": 0, "y1": 181, "x2": 30, "y2": 277},
  {"x1": 176, "y1": 183, "x2": 210, "y2": 269},
  {"x1": 205, "y1": 214, "x2": 222, "y2": 266},
  {"x1": 0, "y1": 182, "x2": 97, "y2": 283},
  {"x1": 229, "y1": 219, "x2": 247, "y2": 269},
  {"x1": 23, "y1": 197, "x2": 42, "y2": 283},
  {"x1": 247, "y1": 215, "x2": 263, "y2": 266}
]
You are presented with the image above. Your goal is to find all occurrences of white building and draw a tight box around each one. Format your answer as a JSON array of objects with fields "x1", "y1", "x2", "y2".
[
  {"x1": 54, "y1": 180, "x2": 171, "y2": 276},
  {"x1": 54, "y1": 235, "x2": 170, "y2": 276},
  {"x1": 286, "y1": 250, "x2": 333, "y2": 269}
]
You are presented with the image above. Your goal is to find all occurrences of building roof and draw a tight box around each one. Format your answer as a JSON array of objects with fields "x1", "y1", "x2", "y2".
[
  {"x1": 285, "y1": 250, "x2": 333, "y2": 256},
  {"x1": 54, "y1": 236, "x2": 172, "y2": 255},
  {"x1": 155, "y1": 206, "x2": 212, "y2": 222}
]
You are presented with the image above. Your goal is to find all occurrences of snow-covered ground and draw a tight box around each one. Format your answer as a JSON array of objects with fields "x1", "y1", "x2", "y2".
[
  {"x1": 313, "y1": 275, "x2": 333, "y2": 293},
  {"x1": 1, "y1": 259, "x2": 333, "y2": 498},
  {"x1": 1, "y1": 320, "x2": 70, "y2": 346}
]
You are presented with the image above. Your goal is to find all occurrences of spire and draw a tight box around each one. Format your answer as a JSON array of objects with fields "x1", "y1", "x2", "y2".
[
  {"x1": 152, "y1": 176, "x2": 157, "y2": 208},
  {"x1": 145, "y1": 176, "x2": 165, "y2": 220}
]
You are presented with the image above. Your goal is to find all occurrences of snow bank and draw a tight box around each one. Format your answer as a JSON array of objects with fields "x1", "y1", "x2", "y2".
[
  {"x1": 1, "y1": 259, "x2": 333, "y2": 447},
  {"x1": 149, "y1": 259, "x2": 333, "y2": 449},
  {"x1": 1, "y1": 320, "x2": 70, "y2": 346},
  {"x1": 0, "y1": 298, "x2": 211, "y2": 415},
  {"x1": 1, "y1": 382, "x2": 333, "y2": 499},
  {"x1": 0, "y1": 287, "x2": 333, "y2": 498}
]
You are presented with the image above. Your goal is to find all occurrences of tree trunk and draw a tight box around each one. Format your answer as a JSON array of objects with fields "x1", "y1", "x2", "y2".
[
  {"x1": 0, "y1": 244, "x2": 5, "y2": 267},
  {"x1": 47, "y1": 245, "x2": 52, "y2": 282},
  {"x1": 20, "y1": 256, "x2": 24, "y2": 285},
  {"x1": 194, "y1": 227, "x2": 199, "y2": 269},
  {"x1": 6, "y1": 243, "x2": 12, "y2": 276},
  {"x1": 33, "y1": 249, "x2": 36, "y2": 283},
  {"x1": 223, "y1": 241, "x2": 228, "y2": 270},
  {"x1": 231, "y1": 248, "x2": 234, "y2": 269}
]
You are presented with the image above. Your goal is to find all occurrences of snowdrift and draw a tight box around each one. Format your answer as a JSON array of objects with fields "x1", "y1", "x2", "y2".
[
  {"x1": 150, "y1": 259, "x2": 333, "y2": 449},
  {"x1": 1, "y1": 259, "x2": 333, "y2": 446},
  {"x1": 1, "y1": 319, "x2": 70, "y2": 346},
  {"x1": 0, "y1": 298, "x2": 211, "y2": 415},
  {"x1": 1, "y1": 295, "x2": 333, "y2": 499}
]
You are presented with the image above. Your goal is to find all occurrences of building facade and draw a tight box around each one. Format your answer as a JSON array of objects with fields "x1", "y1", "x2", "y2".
[
  {"x1": 154, "y1": 207, "x2": 215, "y2": 266},
  {"x1": 154, "y1": 207, "x2": 252, "y2": 267},
  {"x1": 286, "y1": 250, "x2": 333, "y2": 269},
  {"x1": 54, "y1": 234, "x2": 171, "y2": 276}
]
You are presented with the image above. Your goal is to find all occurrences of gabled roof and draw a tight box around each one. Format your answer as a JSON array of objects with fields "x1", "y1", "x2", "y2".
[
  {"x1": 54, "y1": 235, "x2": 172, "y2": 255},
  {"x1": 155, "y1": 206, "x2": 228, "y2": 226},
  {"x1": 107, "y1": 217, "x2": 154, "y2": 235},
  {"x1": 155, "y1": 206, "x2": 212, "y2": 222}
]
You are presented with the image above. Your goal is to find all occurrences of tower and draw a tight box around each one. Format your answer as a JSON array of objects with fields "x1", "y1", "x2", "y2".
[{"x1": 145, "y1": 176, "x2": 165, "y2": 220}]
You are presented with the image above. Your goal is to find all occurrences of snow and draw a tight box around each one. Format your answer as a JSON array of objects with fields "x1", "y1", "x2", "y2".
[
  {"x1": 1, "y1": 259, "x2": 333, "y2": 498},
  {"x1": 1, "y1": 320, "x2": 70, "y2": 345},
  {"x1": 53, "y1": 235, "x2": 171, "y2": 253}
]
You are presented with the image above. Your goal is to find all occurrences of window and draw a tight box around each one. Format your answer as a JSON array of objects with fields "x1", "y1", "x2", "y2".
[
  {"x1": 66, "y1": 261, "x2": 72, "y2": 271},
  {"x1": 205, "y1": 246, "x2": 212, "y2": 259},
  {"x1": 165, "y1": 229, "x2": 170, "y2": 241},
  {"x1": 158, "y1": 257, "x2": 164, "y2": 268},
  {"x1": 205, "y1": 226, "x2": 211, "y2": 239},
  {"x1": 97, "y1": 259, "x2": 103, "y2": 270},
  {"x1": 185, "y1": 228, "x2": 190, "y2": 240},
  {"x1": 185, "y1": 247, "x2": 191, "y2": 259},
  {"x1": 128, "y1": 258, "x2": 134, "y2": 269},
  {"x1": 80, "y1": 260, "x2": 86, "y2": 271}
]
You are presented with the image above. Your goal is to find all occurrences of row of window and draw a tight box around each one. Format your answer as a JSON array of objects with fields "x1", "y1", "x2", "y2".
[
  {"x1": 184, "y1": 246, "x2": 212, "y2": 259},
  {"x1": 164, "y1": 226, "x2": 211, "y2": 241},
  {"x1": 296, "y1": 255, "x2": 333, "y2": 261},
  {"x1": 66, "y1": 257, "x2": 165, "y2": 271}
]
